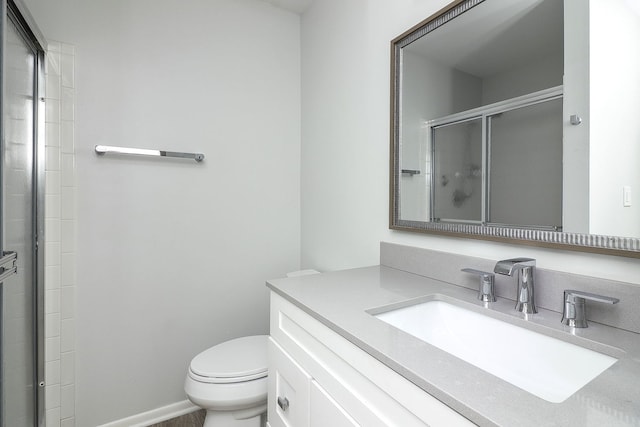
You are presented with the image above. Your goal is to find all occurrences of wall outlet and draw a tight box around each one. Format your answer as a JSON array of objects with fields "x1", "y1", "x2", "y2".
[{"x1": 623, "y1": 186, "x2": 632, "y2": 207}]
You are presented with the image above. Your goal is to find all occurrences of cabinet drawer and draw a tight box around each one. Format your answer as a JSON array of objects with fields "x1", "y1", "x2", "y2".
[{"x1": 268, "y1": 338, "x2": 311, "y2": 427}]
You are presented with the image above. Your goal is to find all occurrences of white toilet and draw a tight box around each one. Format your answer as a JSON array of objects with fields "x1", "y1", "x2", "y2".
[{"x1": 184, "y1": 335, "x2": 268, "y2": 427}]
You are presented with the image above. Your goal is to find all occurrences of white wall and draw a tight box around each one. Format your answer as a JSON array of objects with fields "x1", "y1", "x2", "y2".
[
  {"x1": 300, "y1": 0, "x2": 640, "y2": 284},
  {"x1": 589, "y1": 0, "x2": 640, "y2": 237},
  {"x1": 301, "y1": 0, "x2": 453, "y2": 271},
  {"x1": 481, "y1": 53, "x2": 563, "y2": 105},
  {"x1": 23, "y1": 1, "x2": 301, "y2": 426}
]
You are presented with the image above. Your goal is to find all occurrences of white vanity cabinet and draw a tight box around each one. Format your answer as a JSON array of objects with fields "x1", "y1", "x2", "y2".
[
  {"x1": 267, "y1": 292, "x2": 475, "y2": 427},
  {"x1": 269, "y1": 338, "x2": 358, "y2": 427}
]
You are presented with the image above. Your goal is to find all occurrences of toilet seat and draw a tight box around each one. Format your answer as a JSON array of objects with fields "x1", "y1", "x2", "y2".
[{"x1": 188, "y1": 335, "x2": 268, "y2": 384}]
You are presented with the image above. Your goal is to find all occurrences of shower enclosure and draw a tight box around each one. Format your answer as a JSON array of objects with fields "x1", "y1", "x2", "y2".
[
  {"x1": 0, "y1": 1, "x2": 45, "y2": 426},
  {"x1": 426, "y1": 93, "x2": 563, "y2": 230}
]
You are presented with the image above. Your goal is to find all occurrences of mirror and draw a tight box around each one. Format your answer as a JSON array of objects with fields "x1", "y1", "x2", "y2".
[{"x1": 390, "y1": 0, "x2": 640, "y2": 257}]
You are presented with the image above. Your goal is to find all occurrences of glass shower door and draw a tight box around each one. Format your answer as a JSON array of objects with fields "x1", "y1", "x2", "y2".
[
  {"x1": 1, "y1": 9, "x2": 39, "y2": 427},
  {"x1": 488, "y1": 98, "x2": 563, "y2": 229},
  {"x1": 431, "y1": 118, "x2": 483, "y2": 223}
]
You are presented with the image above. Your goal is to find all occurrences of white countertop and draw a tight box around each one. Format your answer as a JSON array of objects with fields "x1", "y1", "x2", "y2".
[{"x1": 267, "y1": 266, "x2": 640, "y2": 427}]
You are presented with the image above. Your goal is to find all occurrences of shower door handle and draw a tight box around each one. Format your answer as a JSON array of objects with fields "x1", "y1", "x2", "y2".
[{"x1": 0, "y1": 251, "x2": 18, "y2": 283}]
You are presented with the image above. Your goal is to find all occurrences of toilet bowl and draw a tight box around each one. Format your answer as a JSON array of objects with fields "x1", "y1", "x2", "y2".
[{"x1": 185, "y1": 335, "x2": 268, "y2": 427}]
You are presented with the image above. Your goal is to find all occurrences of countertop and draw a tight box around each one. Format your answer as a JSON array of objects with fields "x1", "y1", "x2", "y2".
[{"x1": 266, "y1": 266, "x2": 640, "y2": 427}]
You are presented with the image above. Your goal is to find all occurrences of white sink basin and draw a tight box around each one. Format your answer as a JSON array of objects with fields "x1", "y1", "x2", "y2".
[{"x1": 373, "y1": 299, "x2": 617, "y2": 403}]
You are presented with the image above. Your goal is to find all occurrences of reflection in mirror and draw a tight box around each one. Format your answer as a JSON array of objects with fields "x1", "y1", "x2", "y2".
[
  {"x1": 432, "y1": 117, "x2": 482, "y2": 223},
  {"x1": 390, "y1": 0, "x2": 640, "y2": 256},
  {"x1": 488, "y1": 97, "x2": 563, "y2": 229}
]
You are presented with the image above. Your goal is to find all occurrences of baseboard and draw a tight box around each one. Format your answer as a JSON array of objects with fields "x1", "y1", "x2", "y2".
[{"x1": 97, "y1": 400, "x2": 200, "y2": 427}]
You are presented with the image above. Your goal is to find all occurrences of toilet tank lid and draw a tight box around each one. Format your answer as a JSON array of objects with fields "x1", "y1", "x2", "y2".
[{"x1": 190, "y1": 335, "x2": 268, "y2": 380}]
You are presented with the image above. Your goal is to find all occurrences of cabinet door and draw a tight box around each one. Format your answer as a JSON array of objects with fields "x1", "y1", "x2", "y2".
[
  {"x1": 310, "y1": 380, "x2": 359, "y2": 427},
  {"x1": 269, "y1": 338, "x2": 311, "y2": 427}
]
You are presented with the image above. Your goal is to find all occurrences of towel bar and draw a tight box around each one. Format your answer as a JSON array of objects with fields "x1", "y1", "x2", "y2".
[{"x1": 95, "y1": 145, "x2": 204, "y2": 162}]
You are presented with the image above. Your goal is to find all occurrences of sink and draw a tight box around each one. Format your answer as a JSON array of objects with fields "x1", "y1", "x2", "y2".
[{"x1": 372, "y1": 299, "x2": 617, "y2": 403}]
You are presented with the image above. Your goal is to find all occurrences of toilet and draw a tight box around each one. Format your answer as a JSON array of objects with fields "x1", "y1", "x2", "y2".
[{"x1": 184, "y1": 335, "x2": 268, "y2": 427}]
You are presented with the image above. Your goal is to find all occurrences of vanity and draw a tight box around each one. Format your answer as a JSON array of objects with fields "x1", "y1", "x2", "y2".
[
  {"x1": 265, "y1": 244, "x2": 640, "y2": 426},
  {"x1": 266, "y1": 282, "x2": 473, "y2": 427}
]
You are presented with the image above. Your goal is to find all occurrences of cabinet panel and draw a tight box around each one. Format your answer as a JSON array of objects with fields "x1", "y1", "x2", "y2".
[
  {"x1": 268, "y1": 338, "x2": 311, "y2": 427},
  {"x1": 310, "y1": 380, "x2": 358, "y2": 427}
]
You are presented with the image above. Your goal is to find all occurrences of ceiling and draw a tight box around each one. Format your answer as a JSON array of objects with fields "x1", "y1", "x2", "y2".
[{"x1": 405, "y1": 0, "x2": 563, "y2": 78}]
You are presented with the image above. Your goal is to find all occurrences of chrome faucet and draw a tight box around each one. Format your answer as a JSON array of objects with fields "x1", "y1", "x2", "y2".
[
  {"x1": 494, "y1": 258, "x2": 537, "y2": 314},
  {"x1": 561, "y1": 290, "x2": 619, "y2": 328},
  {"x1": 461, "y1": 268, "x2": 496, "y2": 302}
]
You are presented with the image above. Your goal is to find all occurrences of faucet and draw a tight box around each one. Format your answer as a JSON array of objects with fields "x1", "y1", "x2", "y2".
[
  {"x1": 461, "y1": 268, "x2": 496, "y2": 302},
  {"x1": 494, "y1": 258, "x2": 537, "y2": 314},
  {"x1": 561, "y1": 290, "x2": 619, "y2": 328}
]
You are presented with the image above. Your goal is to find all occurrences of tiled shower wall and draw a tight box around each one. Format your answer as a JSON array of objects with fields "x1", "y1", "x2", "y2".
[{"x1": 44, "y1": 41, "x2": 76, "y2": 427}]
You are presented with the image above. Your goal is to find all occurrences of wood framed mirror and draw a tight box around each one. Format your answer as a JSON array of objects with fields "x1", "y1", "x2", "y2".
[{"x1": 389, "y1": 0, "x2": 640, "y2": 257}]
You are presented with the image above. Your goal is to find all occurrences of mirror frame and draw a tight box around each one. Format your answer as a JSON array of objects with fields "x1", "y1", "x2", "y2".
[{"x1": 389, "y1": 0, "x2": 640, "y2": 258}]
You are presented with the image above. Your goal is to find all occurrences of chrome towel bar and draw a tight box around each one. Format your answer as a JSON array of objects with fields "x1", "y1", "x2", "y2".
[
  {"x1": 401, "y1": 169, "x2": 420, "y2": 175},
  {"x1": 95, "y1": 145, "x2": 205, "y2": 162}
]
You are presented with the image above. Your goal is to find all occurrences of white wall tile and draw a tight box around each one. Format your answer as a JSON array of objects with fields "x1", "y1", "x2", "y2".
[
  {"x1": 60, "y1": 385, "x2": 75, "y2": 419},
  {"x1": 60, "y1": 154, "x2": 74, "y2": 187},
  {"x1": 46, "y1": 384, "x2": 61, "y2": 410},
  {"x1": 45, "y1": 289, "x2": 60, "y2": 314},
  {"x1": 60, "y1": 319, "x2": 75, "y2": 353},
  {"x1": 60, "y1": 253, "x2": 76, "y2": 286},
  {"x1": 46, "y1": 407, "x2": 61, "y2": 427},
  {"x1": 46, "y1": 73, "x2": 61, "y2": 100},
  {"x1": 46, "y1": 49, "x2": 61, "y2": 76},
  {"x1": 60, "y1": 220, "x2": 75, "y2": 253},
  {"x1": 45, "y1": 194, "x2": 60, "y2": 219},
  {"x1": 46, "y1": 146, "x2": 61, "y2": 172},
  {"x1": 45, "y1": 266, "x2": 60, "y2": 291},
  {"x1": 45, "y1": 218, "x2": 61, "y2": 242},
  {"x1": 45, "y1": 171, "x2": 60, "y2": 195},
  {"x1": 45, "y1": 243, "x2": 60, "y2": 267},
  {"x1": 45, "y1": 360, "x2": 61, "y2": 385},
  {"x1": 47, "y1": 41, "x2": 61, "y2": 52},
  {"x1": 45, "y1": 99, "x2": 60, "y2": 124},
  {"x1": 60, "y1": 121, "x2": 73, "y2": 154},
  {"x1": 60, "y1": 54, "x2": 74, "y2": 88},
  {"x1": 60, "y1": 352, "x2": 75, "y2": 385},
  {"x1": 42, "y1": 40, "x2": 76, "y2": 426},
  {"x1": 45, "y1": 313, "x2": 61, "y2": 338},
  {"x1": 60, "y1": 89, "x2": 74, "y2": 120},
  {"x1": 60, "y1": 187, "x2": 75, "y2": 220},
  {"x1": 45, "y1": 337, "x2": 60, "y2": 362},
  {"x1": 46, "y1": 122, "x2": 60, "y2": 148},
  {"x1": 61, "y1": 287, "x2": 75, "y2": 320}
]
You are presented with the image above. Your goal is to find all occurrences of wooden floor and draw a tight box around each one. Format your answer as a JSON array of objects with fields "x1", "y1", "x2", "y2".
[{"x1": 147, "y1": 409, "x2": 206, "y2": 427}]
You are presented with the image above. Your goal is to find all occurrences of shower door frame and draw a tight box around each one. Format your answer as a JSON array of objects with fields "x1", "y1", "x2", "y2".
[{"x1": 0, "y1": 0, "x2": 46, "y2": 425}]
